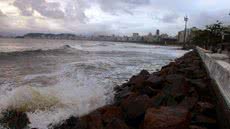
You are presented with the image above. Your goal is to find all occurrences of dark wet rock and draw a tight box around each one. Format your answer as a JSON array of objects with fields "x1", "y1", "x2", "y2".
[
  {"x1": 121, "y1": 95, "x2": 151, "y2": 125},
  {"x1": 0, "y1": 110, "x2": 30, "y2": 129},
  {"x1": 139, "y1": 86, "x2": 160, "y2": 97},
  {"x1": 129, "y1": 75, "x2": 146, "y2": 91},
  {"x1": 189, "y1": 125, "x2": 208, "y2": 129},
  {"x1": 63, "y1": 45, "x2": 71, "y2": 48},
  {"x1": 151, "y1": 92, "x2": 179, "y2": 107},
  {"x1": 192, "y1": 70, "x2": 207, "y2": 79},
  {"x1": 143, "y1": 106, "x2": 191, "y2": 129},
  {"x1": 196, "y1": 102, "x2": 215, "y2": 117},
  {"x1": 139, "y1": 70, "x2": 150, "y2": 76},
  {"x1": 52, "y1": 116, "x2": 79, "y2": 129},
  {"x1": 114, "y1": 86, "x2": 132, "y2": 104},
  {"x1": 144, "y1": 75, "x2": 164, "y2": 89},
  {"x1": 160, "y1": 62, "x2": 182, "y2": 76},
  {"x1": 179, "y1": 96, "x2": 199, "y2": 110},
  {"x1": 53, "y1": 112, "x2": 103, "y2": 129},
  {"x1": 192, "y1": 115, "x2": 217, "y2": 129},
  {"x1": 178, "y1": 66, "x2": 197, "y2": 75},
  {"x1": 150, "y1": 92, "x2": 167, "y2": 107},
  {"x1": 195, "y1": 115, "x2": 216, "y2": 124},
  {"x1": 105, "y1": 118, "x2": 129, "y2": 129},
  {"x1": 165, "y1": 74, "x2": 185, "y2": 86},
  {"x1": 187, "y1": 79, "x2": 208, "y2": 95},
  {"x1": 78, "y1": 111, "x2": 103, "y2": 129},
  {"x1": 114, "y1": 83, "x2": 131, "y2": 92},
  {"x1": 164, "y1": 74, "x2": 190, "y2": 97},
  {"x1": 128, "y1": 70, "x2": 150, "y2": 91},
  {"x1": 97, "y1": 105, "x2": 123, "y2": 124},
  {"x1": 197, "y1": 102, "x2": 215, "y2": 111}
]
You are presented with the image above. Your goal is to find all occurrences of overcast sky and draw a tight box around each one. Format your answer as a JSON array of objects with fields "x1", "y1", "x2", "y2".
[{"x1": 0, "y1": 0, "x2": 230, "y2": 36}]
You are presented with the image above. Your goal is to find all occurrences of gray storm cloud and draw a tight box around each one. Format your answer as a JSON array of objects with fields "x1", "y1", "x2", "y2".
[
  {"x1": 96, "y1": 0, "x2": 150, "y2": 15},
  {"x1": 13, "y1": 0, "x2": 65, "y2": 18},
  {"x1": 0, "y1": 0, "x2": 229, "y2": 36}
]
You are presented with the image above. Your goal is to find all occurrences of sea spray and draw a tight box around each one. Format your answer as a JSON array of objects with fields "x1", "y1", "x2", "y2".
[
  {"x1": 0, "y1": 84, "x2": 112, "y2": 129},
  {"x1": 0, "y1": 41, "x2": 188, "y2": 129},
  {"x1": 0, "y1": 67, "x2": 114, "y2": 129},
  {"x1": 3, "y1": 86, "x2": 59, "y2": 112}
]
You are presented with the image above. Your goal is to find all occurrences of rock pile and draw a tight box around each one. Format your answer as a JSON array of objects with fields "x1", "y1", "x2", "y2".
[{"x1": 52, "y1": 50, "x2": 218, "y2": 129}]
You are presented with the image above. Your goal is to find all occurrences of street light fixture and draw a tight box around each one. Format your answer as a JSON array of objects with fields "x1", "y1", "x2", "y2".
[
  {"x1": 183, "y1": 16, "x2": 189, "y2": 45},
  {"x1": 229, "y1": 12, "x2": 230, "y2": 26}
]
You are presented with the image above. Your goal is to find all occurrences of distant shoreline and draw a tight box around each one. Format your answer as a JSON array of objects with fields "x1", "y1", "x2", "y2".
[{"x1": 0, "y1": 37, "x2": 183, "y2": 48}]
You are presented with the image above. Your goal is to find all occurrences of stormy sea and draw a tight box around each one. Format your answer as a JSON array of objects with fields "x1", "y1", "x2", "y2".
[{"x1": 0, "y1": 38, "x2": 187, "y2": 129}]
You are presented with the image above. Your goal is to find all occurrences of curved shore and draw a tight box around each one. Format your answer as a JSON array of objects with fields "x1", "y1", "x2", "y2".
[{"x1": 0, "y1": 50, "x2": 219, "y2": 129}]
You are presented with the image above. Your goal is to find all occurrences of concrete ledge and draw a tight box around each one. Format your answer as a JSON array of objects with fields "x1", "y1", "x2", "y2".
[{"x1": 196, "y1": 46, "x2": 230, "y2": 129}]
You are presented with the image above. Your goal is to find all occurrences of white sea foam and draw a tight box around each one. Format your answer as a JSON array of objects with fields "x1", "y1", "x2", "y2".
[
  {"x1": 0, "y1": 63, "x2": 114, "y2": 129},
  {"x1": 0, "y1": 39, "x2": 188, "y2": 129}
]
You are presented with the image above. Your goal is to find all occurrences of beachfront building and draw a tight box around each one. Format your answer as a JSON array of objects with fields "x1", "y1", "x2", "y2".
[
  {"x1": 131, "y1": 33, "x2": 142, "y2": 41},
  {"x1": 156, "y1": 29, "x2": 160, "y2": 36},
  {"x1": 178, "y1": 27, "x2": 199, "y2": 43},
  {"x1": 222, "y1": 25, "x2": 230, "y2": 42}
]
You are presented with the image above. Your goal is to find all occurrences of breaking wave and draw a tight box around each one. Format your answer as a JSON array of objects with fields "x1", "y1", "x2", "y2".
[
  {"x1": 0, "y1": 68, "x2": 114, "y2": 129},
  {"x1": 0, "y1": 45, "x2": 77, "y2": 56},
  {"x1": 0, "y1": 39, "x2": 188, "y2": 129}
]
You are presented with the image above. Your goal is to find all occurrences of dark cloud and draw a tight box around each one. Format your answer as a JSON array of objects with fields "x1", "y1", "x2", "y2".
[
  {"x1": 96, "y1": 0, "x2": 150, "y2": 15},
  {"x1": 160, "y1": 13, "x2": 180, "y2": 23},
  {"x1": 190, "y1": 9, "x2": 230, "y2": 28},
  {"x1": 0, "y1": 0, "x2": 230, "y2": 36},
  {"x1": 13, "y1": 0, "x2": 64, "y2": 18},
  {"x1": 64, "y1": 0, "x2": 89, "y2": 23}
]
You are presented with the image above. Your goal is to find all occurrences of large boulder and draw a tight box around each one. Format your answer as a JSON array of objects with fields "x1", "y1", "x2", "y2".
[
  {"x1": 164, "y1": 74, "x2": 190, "y2": 97},
  {"x1": 78, "y1": 111, "x2": 103, "y2": 129},
  {"x1": 160, "y1": 62, "x2": 179, "y2": 76},
  {"x1": 189, "y1": 125, "x2": 208, "y2": 129},
  {"x1": 143, "y1": 107, "x2": 191, "y2": 129},
  {"x1": 121, "y1": 95, "x2": 151, "y2": 125},
  {"x1": 129, "y1": 70, "x2": 150, "y2": 91},
  {"x1": 150, "y1": 92, "x2": 178, "y2": 107},
  {"x1": 195, "y1": 102, "x2": 215, "y2": 117},
  {"x1": 139, "y1": 86, "x2": 160, "y2": 97},
  {"x1": 150, "y1": 92, "x2": 167, "y2": 107},
  {"x1": 97, "y1": 105, "x2": 123, "y2": 124},
  {"x1": 191, "y1": 115, "x2": 217, "y2": 129},
  {"x1": 114, "y1": 86, "x2": 132, "y2": 104},
  {"x1": 187, "y1": 79, "x2": 208, "y2": 95},
  {"x1": 52, "y1": 116, "x2": 79, "y2": 129},
  {"x1": 0, "y1": 110, "x2": 30, "y2": 129},
  {"x1": 178, "y1": 96, "x2": 198, "y2": 110},
  {"x1": 105, "y1": 118, "x2": 129, "y2": 129},
  {"x1": 144, "y1": 74, "x2": 164, "y2": 90}
]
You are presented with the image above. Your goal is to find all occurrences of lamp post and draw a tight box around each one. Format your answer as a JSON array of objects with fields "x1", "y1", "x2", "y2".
[
  {"x1": 183, "y1": 16, "x2": 189, "y2": 45},
  {"x1": 229, "y1": 12, "x2": 230, "y2": 26}
]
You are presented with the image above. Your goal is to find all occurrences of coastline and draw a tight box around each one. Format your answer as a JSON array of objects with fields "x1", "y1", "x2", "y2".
[
  {"x1": 52, "y1": 49, "x2": 219, "y2": 129},
  {"x1": 0, "y1": 49, "x2": 218, "y2": 129},
  {"x1": 1, "y1": 37, "x2": 183, "y2": 48}
]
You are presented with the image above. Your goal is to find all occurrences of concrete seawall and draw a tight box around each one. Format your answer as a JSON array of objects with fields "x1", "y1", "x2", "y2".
[{"x1": 196, "y1": 47, "x2": 230, "y2": 129}]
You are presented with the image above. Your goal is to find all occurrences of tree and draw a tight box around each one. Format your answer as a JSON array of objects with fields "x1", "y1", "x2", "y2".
[
  {"x1": 206, "y1": 20, "x2": 225, "y2": 46},
  {"x1": 192, "y1": 30, "x2": 209, "y2": 48},
  {"x1": 191, "y1": 20, "x2": 226, "y2": 50}
]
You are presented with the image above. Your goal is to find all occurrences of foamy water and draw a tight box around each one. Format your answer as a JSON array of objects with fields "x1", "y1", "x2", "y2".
[{"x1": 0, "y1": 38, "x2": 187, "y2": 129}]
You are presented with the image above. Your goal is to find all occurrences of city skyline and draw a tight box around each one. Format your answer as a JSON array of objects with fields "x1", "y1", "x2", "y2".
[{"x1": 0, "y1": 0, "x2": 230, "y2": 36}]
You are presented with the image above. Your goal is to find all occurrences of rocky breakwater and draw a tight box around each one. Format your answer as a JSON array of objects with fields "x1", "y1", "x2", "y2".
[{"x1": 0, "y1": 50, "x2": 219, "y2": 129}]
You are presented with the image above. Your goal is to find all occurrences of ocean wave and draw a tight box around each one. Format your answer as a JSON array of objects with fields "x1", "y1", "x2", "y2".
[
  {"x1": 0, "y1": 45, "x2": 78, "y2": 56},
  {"x1": 0, "y1": 63, "x2": 115, "y2": 129},
  {"x1": 0, "y1": 83, "x2": 113, "y2": 129}
]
